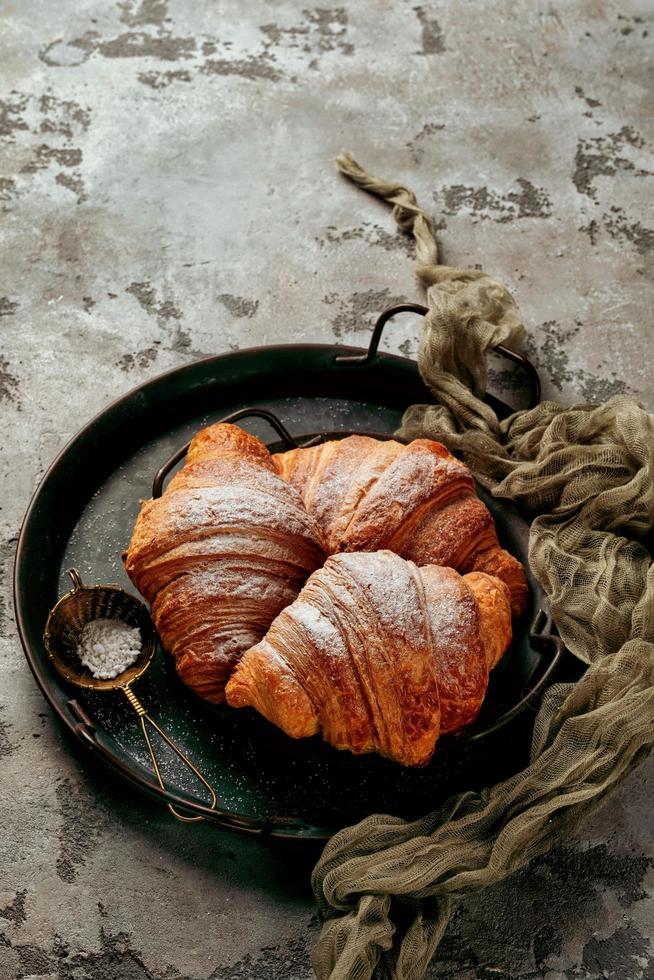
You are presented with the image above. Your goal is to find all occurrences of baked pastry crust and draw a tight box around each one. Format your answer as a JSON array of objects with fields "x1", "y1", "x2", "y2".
[
  {"x1": 226, "y1": 551, "x2": 512, "y2": 766},
  {"x1": 274, "y1": 435, "x2": 527, "y2": 615},
  {"x1": 124, "y1": 423, "x2": 325, "y2": 702}
]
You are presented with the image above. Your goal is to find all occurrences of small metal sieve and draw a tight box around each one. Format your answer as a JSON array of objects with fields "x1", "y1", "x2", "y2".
[{"x1": 43, "y1": 568, "x2": 217, "y2": 823}]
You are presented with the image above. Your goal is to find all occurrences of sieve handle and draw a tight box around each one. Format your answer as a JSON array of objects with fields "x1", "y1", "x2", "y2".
[
  {"x1": 67, "y1": 568, "x2": 84, "y2": 592},
  {"x1": 122, "y1": 685, "x2": 217, "y2": 824},
  {"x1": 152, "y1": 407, "x2": 301, "y2": 498},
  {"x1": 334, "y1": 303, "x2": 542, "y2": 410}
]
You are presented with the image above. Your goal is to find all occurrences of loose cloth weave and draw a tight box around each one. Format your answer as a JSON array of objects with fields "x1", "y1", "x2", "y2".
[{"x1": 311, "y1": 154, "x2": 654, "y2": 980}]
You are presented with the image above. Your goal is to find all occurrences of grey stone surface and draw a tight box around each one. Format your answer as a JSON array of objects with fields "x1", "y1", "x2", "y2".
[{"x1": 1, "y1": 0, "x2": 653, "y2": 977}]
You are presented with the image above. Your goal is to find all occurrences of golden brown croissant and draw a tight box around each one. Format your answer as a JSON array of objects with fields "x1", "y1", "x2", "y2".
[
  {"x1": 123, "y1": 423, "x2": 325, "y2": 702},
  {"x1": 274, "y1": 435, "x2": 527, "y2": 615},
  {"x1": 225, "y1": 551, "x2": 512, "y2": 766}
]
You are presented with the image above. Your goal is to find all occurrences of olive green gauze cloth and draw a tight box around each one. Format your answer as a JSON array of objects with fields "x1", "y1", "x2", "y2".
[{"x1": 310, "y1": 153, "x2": 654, "y2": 980}]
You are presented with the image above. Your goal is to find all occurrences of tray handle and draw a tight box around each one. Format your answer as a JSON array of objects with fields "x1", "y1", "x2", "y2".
[
  {"x1": 152, "y1": 407, "x2": 300, "y2": 498},
  {"x1": 335, "y1": 303, "x2": 542, "y2": 410},
  {"x1": 468, "y1": 609, "x2": 565, "y2": 741}
]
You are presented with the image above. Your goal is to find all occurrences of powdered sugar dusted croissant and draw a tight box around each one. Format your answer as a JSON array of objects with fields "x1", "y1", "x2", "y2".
[
  {"x1": 225, "y1": 551, "x2": 512, "y2": 766},
  {"x1": 124, "y1": 423, "x2": 325, "y2": 702},
  {"x1": 274, "y1": 435, "x2": 527, "y2": 615}
]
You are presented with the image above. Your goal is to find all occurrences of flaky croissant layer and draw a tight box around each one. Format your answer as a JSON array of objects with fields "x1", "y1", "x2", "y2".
[
  {"x1": 274, "y1": 435, "x2": 528, "y2": 615},
  {"x1": 226, "y1": 551, "x2": 512, "y2": 766},
  {"x1": 124, "y1": 423, "x2": 325, "y2": 702}
]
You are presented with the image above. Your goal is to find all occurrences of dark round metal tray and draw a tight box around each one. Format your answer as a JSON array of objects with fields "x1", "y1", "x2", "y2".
[{"x1": 15, "y1": 305, "x2": 562, "y2": 840}]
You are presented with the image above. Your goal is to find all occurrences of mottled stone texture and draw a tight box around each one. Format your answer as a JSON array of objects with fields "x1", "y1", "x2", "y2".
[{"x1": 1, "y1": 0, "x2": 653, "y2": 977}]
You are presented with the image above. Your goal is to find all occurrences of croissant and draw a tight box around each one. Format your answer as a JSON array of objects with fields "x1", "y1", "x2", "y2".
[
  {"x1": 225, "y1": 551, "x2": 512, "y2": 766},
  {"x1": 274, "y1": 435, "x2": 527, "y2": 615},
  {"x1": 123, "y1": 423, "x2": 325, "y2": 702}
]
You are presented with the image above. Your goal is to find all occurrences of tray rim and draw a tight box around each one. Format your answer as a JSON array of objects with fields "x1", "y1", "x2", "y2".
[{"x1": 14, "y1": 341, "x2": 556, "y2": 840}]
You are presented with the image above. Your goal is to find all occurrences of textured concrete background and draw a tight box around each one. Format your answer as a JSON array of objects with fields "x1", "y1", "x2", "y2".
[{"x1": 1, "y1": 0, "x2": 653, "y2": 977}]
